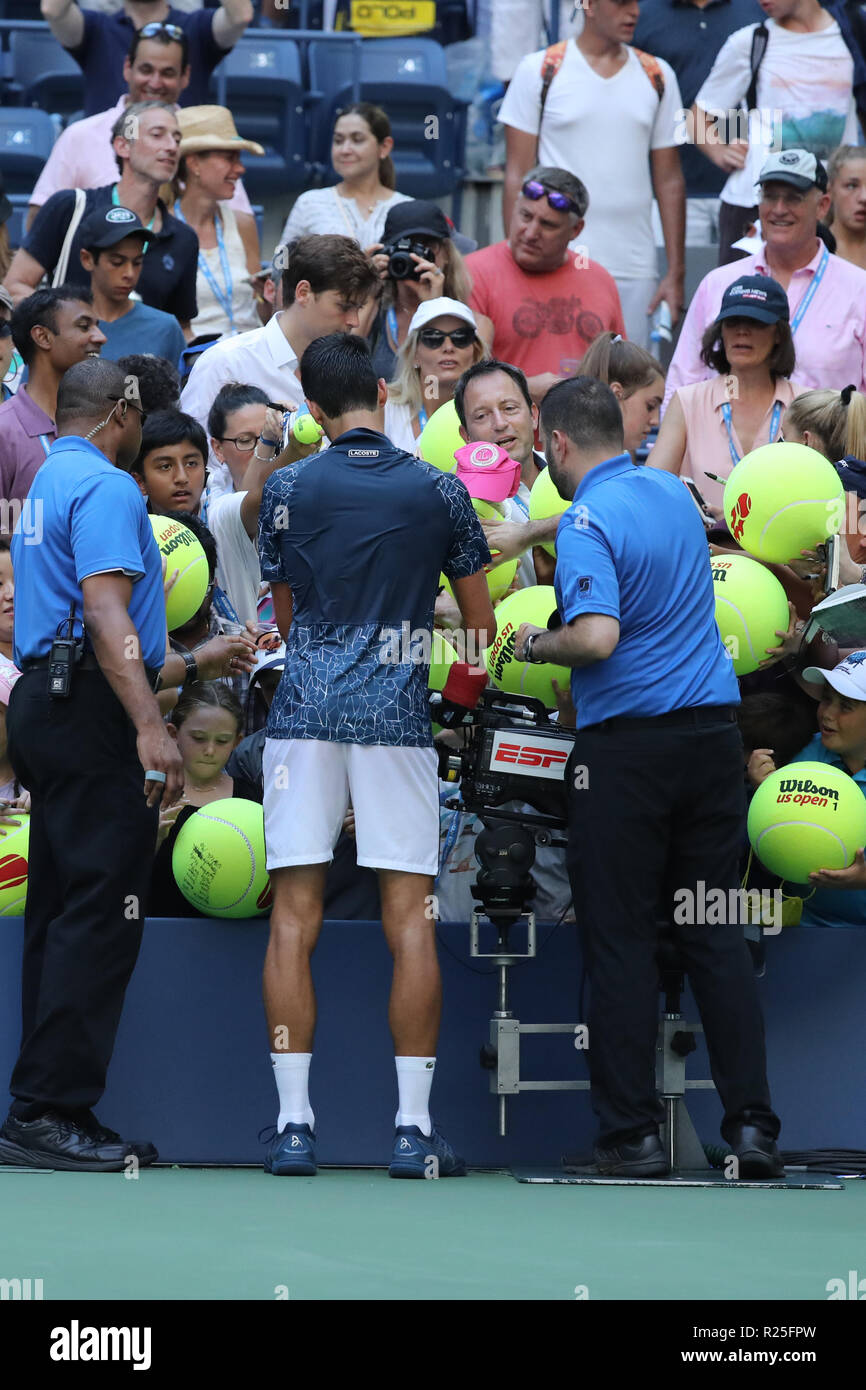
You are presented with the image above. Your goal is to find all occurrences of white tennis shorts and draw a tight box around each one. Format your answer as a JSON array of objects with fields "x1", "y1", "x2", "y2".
[{"x1": 262, "y1": 738, "x2": 439, "y2": 875}]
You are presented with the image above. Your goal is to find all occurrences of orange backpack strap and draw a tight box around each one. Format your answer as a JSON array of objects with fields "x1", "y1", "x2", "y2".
[
  {"x1": 537, "y1": 41, "x2": 568, "y2": 159},
  {"x1": 633, "y1": 47, "x2": 665, "y2": 102}
]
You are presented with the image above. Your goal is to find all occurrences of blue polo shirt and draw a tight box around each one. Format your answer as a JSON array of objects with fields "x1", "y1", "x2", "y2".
[
  {"x1": 258, "y1": 427, "x2": 489, "y2": 747},
  {"x1": 66, "y1": 8, "x2": 224, "y2": 117},
  {"x1": 788, "y1": 734, "x2": 866, "y2": 929},
  {"x1": 554, "y1": 454, "x2": 739, "y2": 728},
  {"x1": 11, "y1": 436, "x2": 166, "y2": 670},
  {"x1": 634, "y1": 0, "x2": 764, "y2": 197}
]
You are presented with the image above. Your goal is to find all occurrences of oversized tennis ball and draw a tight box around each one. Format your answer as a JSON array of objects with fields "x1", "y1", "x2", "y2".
[
  {"x1": 529, "y1": 467, "x2": 569, "y2": 558},
  {"x1": 428, "y1": 630, "x2": 459, "y2": 692},
  {"x1": 711, "y1": 554, "x2": 790, "y2": 675},
  {"x1": 0, "y1": 813, "x2": 29, "y2": 916},
  {"x1": 484, "y1": 585, "x2": 569, "y2": 708},
  {"x1": 723, "y1": 443, "x2": 844, "y2": 563},
  {"x1": 440, "y1": 498, "x2": 518, "y2": 602},
  {"x1": 293, "y1": 413, "x2": 324, "y2": 444},
  {"x1": 417, "y1": 399, "x2": 462, "y2": 473},
  {"x1": 150, "y1": 515, "x2": 209, "y2": 631},
  {"x1": 748, "y1": 761, "x2": 866, "y2": 883},
  {"x1": 172, "y1": 798, "x2": 272, "y2": 918}
]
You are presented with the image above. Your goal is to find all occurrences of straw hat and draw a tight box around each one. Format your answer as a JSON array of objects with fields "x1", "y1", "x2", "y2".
[{"x1": 178, "y1": 105, "x2": 264, "y2": 158}]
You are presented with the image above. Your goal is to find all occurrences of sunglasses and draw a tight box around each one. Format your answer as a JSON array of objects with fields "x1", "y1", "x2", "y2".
[
  {"x1": 418, "y1": 327, "x2": 477, "y2": 349},
  {"x1": 522, "y1": 179, "x2": 583, "y2": 216},
  {"x1": 140, "y1": 22, "x2": 184, "y2": 41}
]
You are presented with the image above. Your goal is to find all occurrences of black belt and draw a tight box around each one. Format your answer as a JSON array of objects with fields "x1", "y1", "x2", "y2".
[
  {"x1": 21, "y1": 655, "x2": 162, "y2": 692},
  {"x1": 582, "y1": 704, "x2": 739, "y2": 734}
]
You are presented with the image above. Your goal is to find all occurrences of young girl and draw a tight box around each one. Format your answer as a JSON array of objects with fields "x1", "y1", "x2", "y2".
[
  {"x1": 149, "y1": 683, "x2": 260, "y2": 918},
  {"x1": 578, "y1": 332, "x2": 665, "y2": 459}
]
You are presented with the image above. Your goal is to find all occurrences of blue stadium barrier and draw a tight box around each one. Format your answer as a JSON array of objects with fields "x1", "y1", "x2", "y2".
[
  {"x1": 0, "y1": 107, "x2": 56, "y2": 198},
  {"x1": 3, "y1": 917, "x2": 865, "y2": 1166}
]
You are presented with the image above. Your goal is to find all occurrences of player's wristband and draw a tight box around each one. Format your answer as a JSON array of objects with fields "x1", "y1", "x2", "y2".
[{"x1": 180, "y1": 650, "x2": 198, "y2": 688}]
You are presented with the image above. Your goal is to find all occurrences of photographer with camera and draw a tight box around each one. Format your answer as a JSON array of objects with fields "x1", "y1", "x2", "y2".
[
  {"x1": 365, "y1": 201, "x2": 493, "y2": 383},
  {"x1": 513, "y1": 375, "x2": 783, "y2": 1180}
]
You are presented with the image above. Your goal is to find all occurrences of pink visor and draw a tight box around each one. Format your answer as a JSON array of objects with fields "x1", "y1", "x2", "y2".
[{"x1": 454, "y1": 441, "x2": 521, "y2": 503}]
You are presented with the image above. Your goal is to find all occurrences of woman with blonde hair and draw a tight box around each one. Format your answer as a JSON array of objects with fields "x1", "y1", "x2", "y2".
[
  {"x1": 579, "y1": 331, "x2": 665, "y2": 460},
  {"x1": 783, "y1": 385, "x2": 866, "y2": 563},
  {"x1": 384, "y1": 298, "x2": 488, "y2": 453},
  {"x1": 827, "y1": 145, "x2": 866, "y2": 272}
]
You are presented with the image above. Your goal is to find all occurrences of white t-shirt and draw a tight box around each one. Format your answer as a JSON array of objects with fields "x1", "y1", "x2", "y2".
[
  {"x1": 205, "y1": 491, "x2": 260, "y2": 628},
  {"x1": 695, "y1": 18, "x2": 857, "y2": 209},
  {"x1": 499, "y1": 41, "x2": 683, "y2": 280},
  {"x1": 280, "y1": 187, "x2": 412, "y2": 250}
]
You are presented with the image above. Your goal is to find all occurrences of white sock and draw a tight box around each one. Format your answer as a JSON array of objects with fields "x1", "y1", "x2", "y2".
[
  {"x1": 395, "y1": 1056, "x2": 435, "y2": 1136},
  {"x1": 271, "y1": 1053, "x2": 315, "y2": 1132}
]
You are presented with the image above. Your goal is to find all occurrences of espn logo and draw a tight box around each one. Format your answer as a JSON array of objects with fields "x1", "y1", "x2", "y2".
[{"x1": 490, "y1": 732, "x2": 569, "y2": 781}]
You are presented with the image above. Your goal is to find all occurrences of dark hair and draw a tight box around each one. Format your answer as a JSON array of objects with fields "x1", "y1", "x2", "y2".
[
  {"x1": 736, "y1": 692, "x2": 816, "y2": 767},
  {"x1": 207, "y1": 382, "x2": 270, "y2": 440},
  {"x1": 300, "y1": 333, "x2": 378, "y2": 418},
  {"x1": 453, "y1": 358, "x2": 533, "y2": 428},
  {"x1": 133, "y1": 409, "x2": 208, "y2": 474},
  {"x1": 127, "y1": 24, "x2": 190, "y2": 69},
  {"x1": 54, "y1": 356, "x2": 126, "y2": 428},
  {"x1": 281, "y1": 234, "x2": 378, "y2": 308},
  {"x1": 158, "y1": 509, "x2": 217, "y2": 582},
  {"x1": 334, "y1": 103, "x2": 396, "y2": 190},
  {"x1": 11, "y1": 285, "x2": 93, "y2": 367},
  {"x1": 700, "y1": 319, "x2": 796, "y2": 380},
  {"x1": 171, "y1": 680, "x2": 243, "y2": 732},
  {"x1": 116, "y1": 353, "x2": 180, "y2": 413},
  {"x1": 539, "y1": 376, "x2": 624, "y2": 453},
  {"x1": 111, "y1": 99, "x2": 177, "y2": 175},
  {"x1": 0, "y1": 537, "x2": 11, "y2": 555}
]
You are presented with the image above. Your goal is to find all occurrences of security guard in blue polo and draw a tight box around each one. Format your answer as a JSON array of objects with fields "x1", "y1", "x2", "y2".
[
  {"x1": 0, "y1": 359, "x2": 185, "y2": 1173},
  {"x1": 515, "y1": 376, "x2": 782, "y2": 1179}
]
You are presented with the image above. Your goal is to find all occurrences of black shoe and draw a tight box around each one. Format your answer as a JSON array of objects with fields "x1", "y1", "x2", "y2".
[
  {"x1": 594, "y1": 1132, "x2": 670, "y2": 1178},
  {"x1": 726, "y1": 1124, "x2": 785, "y2": 1179},
  {"x1": 0, "y1": 1111, "x2": 134, "y2": 1171},
  {"x1": 76, "y1": 1112, "x2": 158, "y2": 1166}
]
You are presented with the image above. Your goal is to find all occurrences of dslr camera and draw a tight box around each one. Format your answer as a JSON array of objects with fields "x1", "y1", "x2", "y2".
[{"x1": 383, "y1": 237, "x2": 434, "y2": 281}]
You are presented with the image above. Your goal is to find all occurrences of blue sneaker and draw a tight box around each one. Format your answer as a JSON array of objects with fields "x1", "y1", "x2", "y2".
[
  {"x1": 264, "y1": 1122, "x2": 317, "y2": 1176},
  {"x1": 388, "y1": 1124, "x2": 467, "y2": 1179}
]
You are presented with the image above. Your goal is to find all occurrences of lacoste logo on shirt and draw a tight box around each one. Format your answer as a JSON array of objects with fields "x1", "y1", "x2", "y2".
[{"x1": 348, "y1": 449, "x2": 379, "y2": 457}]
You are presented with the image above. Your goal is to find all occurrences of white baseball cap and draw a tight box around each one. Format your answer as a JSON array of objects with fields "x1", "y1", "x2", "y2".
[
  {"x1": 802, "y1": 652, "x2": 866, "y2": 700},
  {"x1": 408, "y1": 298, "x2": 478, "y2": 336}
]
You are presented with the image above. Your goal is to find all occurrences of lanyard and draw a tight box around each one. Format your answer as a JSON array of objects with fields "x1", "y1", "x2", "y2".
[
  {"x1": 511, "y1": 490, "x2": 530, "y2": 518},
  {"x1": 174, "y1": 203, "x2": 235, "y2": 334},
  {"x1": 721, "y1": 399, "x2": 783, "y2": 469},
  {"x1": 788, "y1": 243, "x2": 828, "y2": 336},
  {"x1": 436, "y1": 802, "x2": 463, "y2": 885},
  {"x1": 386, "y1": 306, "x2": 400, "y2": 349},
  {"x1": 112, "y1": 184, "x2": 154, "y2": 232},
  {"x1": 417, "y1": 407, "x2": 428, "y2": 431},
  {"x1": 38, "y1": 435, "x2": 52, "y2": 458}
]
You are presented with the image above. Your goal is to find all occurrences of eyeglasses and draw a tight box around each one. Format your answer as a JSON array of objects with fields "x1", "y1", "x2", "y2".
[
  {"x1": 418, "y1": 327, "x2": 477, "y2": 349},
  {"x1": 522, "y1": 179, "x2": 583, "y2": 217},
  {"x1": 109, "y1": 394, "x2": 147, "y2": 423},
  {"x1": 140, "y1": 22, "x2": 184, "y2": 41},
  {"x1": 218, "y1": 432, "x2": 258, "y2": 453}
]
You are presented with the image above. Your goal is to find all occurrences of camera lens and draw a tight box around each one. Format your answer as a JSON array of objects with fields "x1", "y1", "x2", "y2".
[{"x1": 388, "y1": 250, "x2": 414, "y2": 280}]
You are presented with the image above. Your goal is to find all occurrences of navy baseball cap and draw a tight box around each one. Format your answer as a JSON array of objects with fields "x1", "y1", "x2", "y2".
[
  {"x1": 715, "y1": 275, "x2": 789, "y2": 326},
  {"x1": 79, "y1": 205, "x2": 150, "y2": 250},
  {"x1": 383, "y1": 200, "x2": 452, "y2": 243}
]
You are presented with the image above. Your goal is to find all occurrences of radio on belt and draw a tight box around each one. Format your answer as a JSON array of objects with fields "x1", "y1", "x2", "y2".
[{"x1": 48, "y1": 603, "x2": 84, "y2": 699}]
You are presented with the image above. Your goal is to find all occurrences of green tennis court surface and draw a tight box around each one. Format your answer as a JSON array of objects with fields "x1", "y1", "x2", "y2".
[{"x1": 1, "y1": 1168, "x2": 861, "y2": 1300}]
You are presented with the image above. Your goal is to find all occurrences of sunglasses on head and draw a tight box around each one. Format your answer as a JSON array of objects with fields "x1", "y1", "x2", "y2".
[
  {"x1": 522, "y1": 179, "x2": 582, "y2": 216},
  {"x1": 418, "y1": 327, "x2": 477, "y2": 349},
  {"x1": 140, "y1": 22, "x2": 184, "y2": 41}
]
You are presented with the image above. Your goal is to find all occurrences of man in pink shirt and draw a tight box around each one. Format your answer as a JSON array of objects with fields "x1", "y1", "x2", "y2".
[
  {"x1": 26, "y1": 24, "x2": 251, "y2": 231},
  {"x1": 0, "y1": 287, "x2": 106, "y2": 524},
  {"x1": 665, "y1": 149, "x2": 866, "y2": 410},
  {"x1": 465, "y1": 167, "x2": 625, "y2": 405}
]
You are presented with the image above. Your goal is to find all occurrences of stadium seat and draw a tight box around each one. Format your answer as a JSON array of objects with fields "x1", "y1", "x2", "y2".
[
  {"x1": 0, "y1": 108, "x2": 56, "y2": 198},
  {"x1": 209, "y1": 36, "x2": 308, "y2": 196},
  {"x1": 3, "y1": 191, "x2": 29, "y2": 252},
  {"x1": 7, "y1": 28, "x2": 85, "y2": 122},
  {"x1": 306, "y1": 38, "x2": 467, "y2": 202}
]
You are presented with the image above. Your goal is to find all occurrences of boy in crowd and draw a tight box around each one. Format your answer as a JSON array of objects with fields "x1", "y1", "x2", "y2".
[
  {"x1": 79, "y1": 207, "x2": 187, "y2": 366},
  {"x1": 131, "y1": 409, "x2": 208, "y2": 516}
]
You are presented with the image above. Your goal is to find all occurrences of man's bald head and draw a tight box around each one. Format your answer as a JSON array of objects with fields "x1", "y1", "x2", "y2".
[{"x1": 56, "y1": 358, "x2": 134, "y2": 428}]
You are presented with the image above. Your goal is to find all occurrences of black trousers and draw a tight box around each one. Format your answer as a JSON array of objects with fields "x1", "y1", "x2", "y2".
[
  {"x1": 566, "y1": 707, "x2": 780, "y2": 1147},
  {"x1": 717, "y1": 201, "x2": 759, "y2": 265},
  {"x1": 5, "y1": 669, "x2": 157, "y2": 1117}
]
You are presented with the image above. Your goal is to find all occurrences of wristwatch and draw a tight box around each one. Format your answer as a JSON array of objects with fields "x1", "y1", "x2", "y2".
[
  {"x1": 180, "y1": 650, "x2": 198, "y2": 688},
  {"x1": 523, "y1": 632, "x2": 544, "y2": 664}
]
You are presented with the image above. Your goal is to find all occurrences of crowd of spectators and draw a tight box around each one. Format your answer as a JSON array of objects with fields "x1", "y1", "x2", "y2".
[{"x1": 1, "y1": 0, "x2": 866, "y2": 930}]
